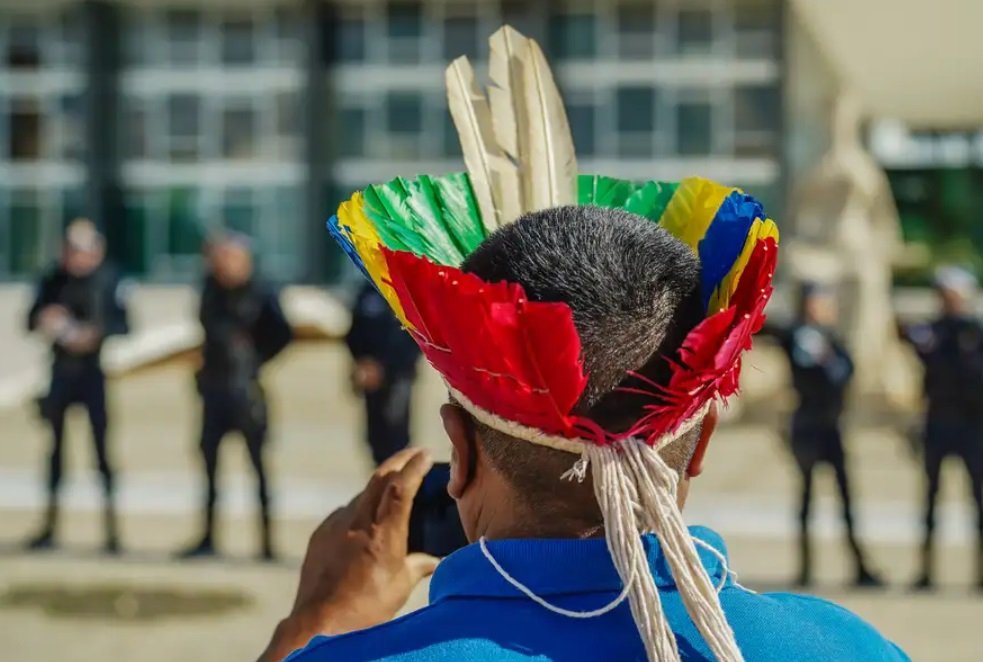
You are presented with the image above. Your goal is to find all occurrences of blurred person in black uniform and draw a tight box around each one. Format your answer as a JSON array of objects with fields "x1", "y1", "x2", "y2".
[
  {"x1": 772, "y1": 283, "x2": 882, "y2": 588},
  {"x1": 178, "y1": 234, "x2": 292, "y2": 560},
  {"x1": 345, "y1": 282, "x2": 420, "y2": 466},
  {"x1": 901, "y1": 267, "x2": 983, "y2": 590},
  {"x1": 25, "y1": 219, "x2": 129, "y2": 552}
]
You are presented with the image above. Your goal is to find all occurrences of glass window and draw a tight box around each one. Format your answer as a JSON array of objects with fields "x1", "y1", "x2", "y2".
[
  {"x1": 500, "y1": 0, "x2": 540, "y2": 40},
  {"x1": 56, "y1": 94, "x2": 84, "y2": 161},
  {"x1": 677, "y1": 101, "x2": 713, "y2": 156},
  {"x1": 617, "y1": 2, "x2": 656, "y2": 59},
  {"x1": 9, "y1": 102, "x2": 43, "y2": 161},
  {"x1": 567, "y1": 103, "x2": 596, "y2": 156},
  {"x1": 55, "y1": 7, "x2": 83, "y2": 66},
  {"x1": 734, "y1": 85, "x2": 779, "y2": 157},
  {"x1": 443, "y1": 14, "x2": 480, "y2": 61},
  {"x1": 442, "y1": 113, "x2": 460, "y2": 157},
  {"x1": 676, "y1": 9, "x2": 713, "y2": 55},
  {"x1": 167, "y1": 94, "x2": 200, "y2": 161},
  {"x1": 276, "y1": 91, "x2": 299, "y2": 137},
  {"x1": 9, "y1": 190, "x2": 42, "y2": 275},
  {"x1": 387, "y1": 93, "x2": 423, "y2": 134},
  {"x1": 164, "y1": 9, "x2": 201, "y2": 65},
  {"x1": 616, "y1": 87, "x2": 655, "y2": 133},
  {"x1": 274, "y1": 6, "x2": 302, "y2": 62},
  {"x1": 222, "y1": 189, "x2": 256, "y2": 237},
  {"x1": 387, "y1": 1, "x2": 423, "y2": 39},
  {"x1": 61, "y1": 188, "x2": 84, "y2": 228},
  {"x1": 335, "y1": 15, "x2": 366, "y2": 62},
  {"x1": 550, "y1": 14, "x2": 596, "y2": 60},
  {"x1": 735, "y1": 85, "x2": 780, "y2": 133},
  {"x1": 123, "y1": 104, "x2": 148, "y2": 160},
  {"x1": 123, "y1": 13, "x2": 150, "y2": 66},
  {"x1": 337, "y1": 106, "x2": 366, "y2": 158},
  {"x1": 222, "y1": 107, "x2": 256, "y2": 159},
  {"x1": 387, "y1": 0, "x2": 423, "y2": 62},
  {"x1": 735, "y1": 0, "x2": 779, "y2": 58},
  {"x1": 7, "y1": 21, "x2": 42, "y2": 68},
  {"x1": 221, "y1": 18, "x2": 256, "y2": 65},
  {"x1": 166, "y1": 187, "x2": 204, "y2": 256},
  {"x1": 123, "y1": 192, "x2": 150, "y2": 274}
]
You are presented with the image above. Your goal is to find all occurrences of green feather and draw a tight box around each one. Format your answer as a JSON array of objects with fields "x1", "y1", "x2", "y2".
[
  {"x1": 362, "y1": 183, "x2": 416, "y2": 252},
  {"x1": 577, "y1": 174, "x2": 639, "y2": 207},
  {"x1": 364, "y1": 178, "x2": 463, "y2": 266},
  {"x1": 431, "y1": 173, "x2": 487, "y2": 257},
  {"x1": 403, "y1": 175, "x2": 466, "y2": 265},
  {"x1": 624, "y1": 180, "x2": 679, "y2": 222}
]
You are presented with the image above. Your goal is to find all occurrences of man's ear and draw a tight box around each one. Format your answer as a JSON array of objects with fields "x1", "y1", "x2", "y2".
[
  {"x1": 441, "y1": 403, "x2": 475, "y2": 499},
  {"x1": 686, "y1": 402, "x2": 718, "y2": 479}
]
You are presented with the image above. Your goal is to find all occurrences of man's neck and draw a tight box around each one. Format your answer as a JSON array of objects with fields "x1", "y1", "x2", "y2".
[{"x1": 474, "y1": 498, "x2": 604, "y2": 541}]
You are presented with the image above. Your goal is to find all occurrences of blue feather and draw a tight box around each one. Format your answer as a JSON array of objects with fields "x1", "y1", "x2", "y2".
[
  {"x1": 326, "y1": 215, "x2": 371, "y2": 281},
  {"x1": 697, "y1": 191, "x2": 762, "y2": 310}
]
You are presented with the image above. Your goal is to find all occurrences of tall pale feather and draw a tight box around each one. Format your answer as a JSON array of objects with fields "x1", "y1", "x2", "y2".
[
  {"x1": 520, "y1": 38, "x2": 578, "y2": 211},
  {"x1": 487, "y1": 25, "x2": 528, "y2": 223},
  {"x1": 445, "y1": 56, "x2": 501, "y2": 234}
]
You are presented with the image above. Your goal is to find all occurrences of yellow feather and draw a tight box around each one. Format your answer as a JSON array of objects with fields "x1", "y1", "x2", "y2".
[
  {"x1": 338, "y1": 192, "x2": 411, "y2": 328},
  {"x1": 658, "y1": 177, "x2": 733, "y2": 252}
]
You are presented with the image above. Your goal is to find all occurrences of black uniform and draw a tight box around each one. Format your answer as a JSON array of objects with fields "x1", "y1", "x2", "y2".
[
  {"x1": 776, "y1": 323, "x2": 879, "y2": 586},
  {"x1": 345, "y1": 283, "x2": 420, "y2": 466},
  {"x1": 26, "y1": 262, "x2": 129, "y2": 550},
  {"x1": 903, "y1": 315, "x2": 983, "y2": 588},
  {"x1": 188, "y1": 274, "x2": 292, "y2": 558}
]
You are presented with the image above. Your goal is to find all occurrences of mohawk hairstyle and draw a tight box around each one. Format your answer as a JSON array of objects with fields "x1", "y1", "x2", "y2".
[{"x1": 460, "y1": 205, "x2": 706, "y2": 519}]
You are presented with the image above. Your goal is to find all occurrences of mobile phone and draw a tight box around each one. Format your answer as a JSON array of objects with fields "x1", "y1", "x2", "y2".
[{"x1": 407, "y1": 462, "x2": 469, "y2": 557}]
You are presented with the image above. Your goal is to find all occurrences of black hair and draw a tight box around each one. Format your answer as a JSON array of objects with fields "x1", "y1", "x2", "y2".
[{"x1": 459, "y1": 205, "x2": 705, "y2": 526}]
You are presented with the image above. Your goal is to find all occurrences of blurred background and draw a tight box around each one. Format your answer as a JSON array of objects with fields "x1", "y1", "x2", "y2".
[{"x1": 1, "y1": 0, "x2": 982, "y2": 660}]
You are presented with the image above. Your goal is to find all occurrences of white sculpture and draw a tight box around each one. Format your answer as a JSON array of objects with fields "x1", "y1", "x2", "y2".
[{"x1": 787, "y1": 92, "x2": 913, "y2": 402}]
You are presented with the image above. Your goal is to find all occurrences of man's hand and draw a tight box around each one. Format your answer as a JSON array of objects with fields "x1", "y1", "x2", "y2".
[
  {"x1": 37, "y1": 305, "x2": 71, "y2": 339},
  {"x1": 352, "y1": 358, "x2": 385, "y2": 393},
  {"x1": 61, "y1": 324, "x2": 102, "y2": 354},
  {"x1": 260, "y1": 448, "x2": 439, "y2": 662}
]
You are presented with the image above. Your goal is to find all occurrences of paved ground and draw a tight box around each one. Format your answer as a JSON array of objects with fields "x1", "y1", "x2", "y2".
[{"x1": 0, "y1": 343, "x2": 981, "y2": 661}]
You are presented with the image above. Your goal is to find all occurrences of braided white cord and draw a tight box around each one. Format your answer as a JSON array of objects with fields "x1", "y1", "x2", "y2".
[
  {"x1": 620, "y1": 440, "x2": 744, "y2": 662},
  {"x1": 478, "y1": 537, "x2": 636, "y2": 618},
  {"x1": 446, "y1": 384, "x2": 713, "y2": 456},
  {"x1": 589, "y1": 444, "x2": 679, "y2": 661}
]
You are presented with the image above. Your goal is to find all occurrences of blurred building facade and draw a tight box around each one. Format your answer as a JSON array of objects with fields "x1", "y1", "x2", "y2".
[{"x1": 0, "y1": 0, "x2": 784, "y2": 283}]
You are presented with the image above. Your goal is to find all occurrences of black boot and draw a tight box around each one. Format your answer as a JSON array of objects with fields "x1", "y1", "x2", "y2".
[
  {"x1": 25, "y1": 500, "x2": 58, "y2": 551},
  {"x1": 259, "y1": 508, "x2": 275, "y2": 562},
  {"x1": 912, "y1": 540, "x2": 935, "y2": 591},
  {"x1": 794, "y1": 529, "x2": 812, "y2": 587},
  {"x1": 853, "y1": 563, "x2": 885, "y2": 589},
  {"x1": 975, "y1": 537, "x2": 983, "y2": 592},
  {"x1": 176, "y1": 502, "x2": 216, "y2": 559},
  {"x1": 103, "y1": 497, "x2": 121, "y2": 555}
]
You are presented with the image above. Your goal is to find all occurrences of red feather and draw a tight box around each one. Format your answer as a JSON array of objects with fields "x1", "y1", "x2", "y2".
[
  {"x1": 627, "y1": 237, "x2": 777, "y2": 444},
  {"x1": 380, "y1": 237, "x2": 777, "y2": 448},
  {"x1": 383, "y1": 248, "x2": 589, "y2": 437}
]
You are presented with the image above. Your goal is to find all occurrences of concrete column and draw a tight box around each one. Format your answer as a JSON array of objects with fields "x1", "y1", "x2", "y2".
[
  {"x1": 302, "y1": 0, "x2": 334, "y2": 283},
  {"x1": 80, "y1": 1, "x2": 123, "y2": 259}
]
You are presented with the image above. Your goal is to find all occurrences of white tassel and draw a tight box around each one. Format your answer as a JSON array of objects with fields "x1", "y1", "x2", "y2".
[
  {"x1": 588, "y1": 444, "x2": 679, "y2": 661},
  {"x1": 616, "y1": 440, "x2": 745, "y2": 662}
]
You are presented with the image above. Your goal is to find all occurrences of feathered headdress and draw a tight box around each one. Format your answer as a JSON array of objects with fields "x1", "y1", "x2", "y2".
[{"x1": 328, "y1": 26, "x2": 777, "y2": 662}]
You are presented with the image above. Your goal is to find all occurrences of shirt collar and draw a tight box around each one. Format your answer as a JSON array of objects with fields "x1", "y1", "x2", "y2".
[{"x1": 430, "y1": 526, "x2": 732, "y2": 603}]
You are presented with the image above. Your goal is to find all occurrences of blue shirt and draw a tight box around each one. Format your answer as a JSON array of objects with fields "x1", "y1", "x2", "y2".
[{"x1": 287, "y1": 527, "x2": 909, "y2": 661}]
